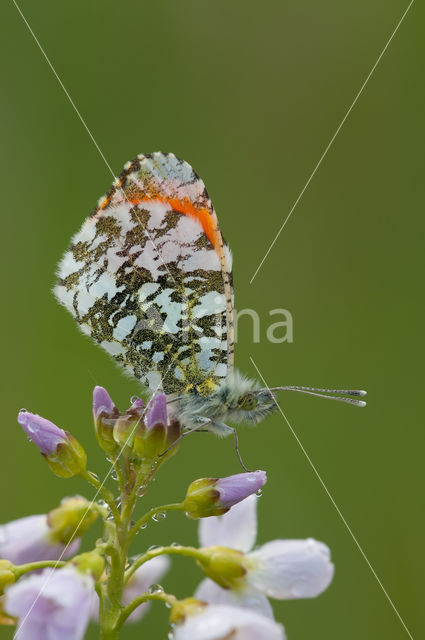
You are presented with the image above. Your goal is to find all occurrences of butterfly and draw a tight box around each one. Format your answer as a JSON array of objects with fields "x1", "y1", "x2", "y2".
[{"x1": 54, "y1": 152, "x2": 365, "y2": 458}]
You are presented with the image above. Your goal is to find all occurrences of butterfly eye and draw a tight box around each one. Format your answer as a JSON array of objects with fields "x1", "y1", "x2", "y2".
[{"x1": 238, "y1": 393, "x2": 258, "y2": 411}]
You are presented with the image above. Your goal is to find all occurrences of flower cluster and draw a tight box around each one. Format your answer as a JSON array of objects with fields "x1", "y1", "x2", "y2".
[{"x1": 0, "y1": 387, "x2": 334, "y2": 639}]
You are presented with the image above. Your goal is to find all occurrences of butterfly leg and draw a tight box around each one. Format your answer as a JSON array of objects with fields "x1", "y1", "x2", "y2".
[{"x1": 206, "y1": 421, "x2": 251, "y2": 472}]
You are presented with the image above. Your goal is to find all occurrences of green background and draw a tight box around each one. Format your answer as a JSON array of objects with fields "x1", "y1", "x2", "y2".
[{"x1": 1, "y1": 1, "x2": 423, "y2": 638}]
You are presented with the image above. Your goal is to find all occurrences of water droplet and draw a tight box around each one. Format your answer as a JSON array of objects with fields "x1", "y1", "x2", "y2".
[
  {"x1": 255, "y1": 489, "x2": 263, "y2": 497},
  {"x1": 147, "y1": 544, "x2": 160, "y2": 551},
  {"x1": 106, "y1": 514, "x2": 114, "y2": 521},
  {"x1": 148, "y1": 583, "x2": 164, "y2": 595},
  {"x1": 152, "y1": 512, "x2": 166, "y2": 522},
  {"x1": 19, "y1": 408, "x2": 28, "y2": 413},
  {"x1": 111, "y1": 472, "x2": 118, "y2": 481},
  {"x1": 115, "y1": 498, "x2": 122, "y2": 509},
  {"x1": 26, "y1": 436, "x2": 33, "y2": 443},
  {"x1": 140, "y1": 523, "x2": 147, "y2": 530},
  {"x1": 130, "y1": 395, "x2": 138, "y2": 403},
  {"x1": 97, "y1": 500, "x2": 107, "y2": 508},
  {"x1": 170, "y1": 542, "x2": 180, "y2": 547},
  {"x1": 137, "y1": 487, "x2": 146, "y2": 497},
  {"x1": 88, "y1": 471, "x2": 99, "y2": 481}
]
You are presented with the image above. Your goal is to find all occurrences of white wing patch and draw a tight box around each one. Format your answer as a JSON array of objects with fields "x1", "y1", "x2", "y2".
[{"x1": 55, "y1": 152, "x2": 233, "y2": 396}]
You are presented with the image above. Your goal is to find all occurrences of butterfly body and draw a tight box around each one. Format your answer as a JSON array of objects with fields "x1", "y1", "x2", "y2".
[{"x1": 167, "y1": 370, "x2": 278, "y2": 437}]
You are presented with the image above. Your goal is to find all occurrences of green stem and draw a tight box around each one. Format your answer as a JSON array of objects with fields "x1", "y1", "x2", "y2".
[
  {"x1": 80, "y1": 470, "x2": 121, "y2": 523},
  {"x1": 116, "y1": 590, "x2": 177, "y2": 629},
  {"x1": 128, "y1": 502, "x2": 184, "y2": 545},
  {"x1": 125, "y1": 545, "x2": 207, "y2": 583},
  {"x1": 15, "y1": 560, "x2": 66, "y2": 577}
]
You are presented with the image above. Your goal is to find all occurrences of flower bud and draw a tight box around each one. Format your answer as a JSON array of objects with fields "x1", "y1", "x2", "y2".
[
  {"x1": 47, "y1": 496, "x2": 99, "y2": 545},
  {"x1": 197, "y1": 547, "x2": 246, "y2": 589},
  {"x1": 169, "y1": 598, "x2": 207, "y2": 625},
  {"x1": 133, "y1": 393, "x2": 181, "y2": 462},
  {"x1": 17, "y1": 411, "x2": 86, "y2": 478},
  {"x1": 0, "y1": 560, "x2": 16, "y2": 594},
  {"x1": 71, "y1": 550, "x2": 105, "y2": 580},
  {"x1": 184, "y1": 471, "x2": 267, "y2": 519},
  {"x1": 113, "y1": 413, "x2": 138, "y2": 449},
  {"x1": 92, "y1": 386, "x2": 120, "y2": 455}
]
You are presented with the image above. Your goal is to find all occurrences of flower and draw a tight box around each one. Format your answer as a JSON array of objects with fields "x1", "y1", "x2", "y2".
[
  {"x1": 171, "y1": 603, "x2": 286, "y2": 640},
  {"x1": 91, "y1": 556, "x2": 170, "y2": 623},
  {"x1": 92, "y1": 386, "x2": 120, "y2": 454},
  {"x1": 4, "y1": 566, "x2": 94, "y2": 640},
  {"x1": 92, "y1": 386, "x2": 116, "y2": 415},
  {"x1": 184, "y1": 471, "x2": 267, "y2": 518},
  {"x1": 195, "y1": 495, "x2": 334, "y2": 618},
  {"x1": 133, "y1": 392, "x2": 181, "y2": 462},
  {"x1": 0, "y1": 514, "x2": 80, "y2": 566},
  {"x1": 17, "y1": 411, "x2": 86, "y2": 478}
]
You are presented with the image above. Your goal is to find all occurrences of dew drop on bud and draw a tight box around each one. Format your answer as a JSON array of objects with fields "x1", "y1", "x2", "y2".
[
  {"x1": 19, "y1": 408, "x2": 28, "y2": 413},
  {"x1": 255, "y1": 489, "x2": 263, "y2": 497},
  {"x1": 130, "y1": 395, "x2": 138, "y2": 403},
  {"x1": 148, "y1": 583, "x2": 164, "y2": 595}
]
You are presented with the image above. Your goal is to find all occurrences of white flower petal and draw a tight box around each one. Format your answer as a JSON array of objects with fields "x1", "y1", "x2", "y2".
[
  {"x1": 247, "y1": 538, "x2": 334, "y2": 599},
  {"x1": 0, "y1": 514, "x2": 80, "y2": 565},
  {"x1": 173, "y1": 604, "x2": 286, "y2": 640},
  {"x1": 199, "y1": 495, "x2": 258, "y2": 552},
  {"x1": 195, "y1": 578, "x2": 274, "y2": 619},
  {"x1": 5, "y1": 567, "x2": 94, "y2": 640}
]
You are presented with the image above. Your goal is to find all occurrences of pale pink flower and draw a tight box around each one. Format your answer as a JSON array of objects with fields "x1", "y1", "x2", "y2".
[
  {"x1": 196, "y1": 495, "x2": 334, "y2": 618},
  {"x1": 5, "y1": 566, "x2": 94, "y2": 640},
  {"x1": 0, "y1": 514, "x2": 80, "y2": 565},
  {"x1": 172, "y1": 603, "x2": 286, "y2": 640}
]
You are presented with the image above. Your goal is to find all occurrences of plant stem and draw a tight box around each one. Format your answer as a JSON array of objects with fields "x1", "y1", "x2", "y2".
[
  {"x1": 15, "y1": 560, "x2": 66, "y2": 577},
  {"x1": 125, "y1": 545, "x2": 207, "y2": 583},
  {"x1": 80, "y1": 470, "x2": 121, "y2": 522},
  {"x1": 127, "y1": 502, "x2": 184, "y2": 545},
  {"x1": 116, "y1": 590, "x2": 177, "y2": 628},
  {"x1": 98, "y1": 460, "x2": 166, "y2": 638}
]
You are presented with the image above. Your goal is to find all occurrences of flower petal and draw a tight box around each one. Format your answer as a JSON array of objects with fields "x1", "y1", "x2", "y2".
[
  {"x1": 5, "y1": 567, "x2": 94, "y2": 640},
  {"x1": 216, "y1": 471, "x2": 267, "y2": 508},
  {"x1": 146, "y1": 393, "x2": 167, "y2": 430},
  {"x1": 0, "y1": 514, "x2": 80, "y2": 565},
  {"x1": 247, "y1": 538, "x2": 334, "y2": 599},
  {"x1": 195, "y1": 578, "x2": 274, "y2": 619},
  {"x1": 92, "y1": 386, "x2": 116, "y2": 416},
  {"x1": 17, "y1": 412, "x2": 67, "y2": 455},
  {"x1": 199, "y1": 495, "x2": 258, "y2": 552},
  {"x1": 173, "y1": 604, "x2": 285, "y2": 640}
]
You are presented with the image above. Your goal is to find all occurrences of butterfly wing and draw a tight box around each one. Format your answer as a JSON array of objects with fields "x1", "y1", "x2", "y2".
[{"x1": 54, "y1": 152, "x2": 234, "y2": 395}]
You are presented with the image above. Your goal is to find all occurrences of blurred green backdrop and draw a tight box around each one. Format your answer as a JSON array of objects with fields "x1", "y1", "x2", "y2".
[{"x1": 1, "y1": 1, "x2": 423, "y2": 638}]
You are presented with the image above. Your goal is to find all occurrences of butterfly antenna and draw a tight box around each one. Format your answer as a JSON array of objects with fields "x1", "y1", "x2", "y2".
[{"x1": 267, "y1": 386, "x2": 367, "y2": 407}]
